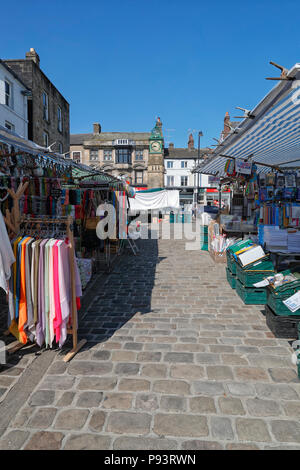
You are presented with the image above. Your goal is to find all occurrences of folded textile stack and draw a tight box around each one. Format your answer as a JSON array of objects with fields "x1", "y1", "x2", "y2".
[{"x1": 288, "y1": 231, "x2": 300, "y2": 252}]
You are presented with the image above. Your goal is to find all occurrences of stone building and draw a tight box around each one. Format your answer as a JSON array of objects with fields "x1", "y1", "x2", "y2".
[
  {"x1": 3, "y1": 48, "x2": 69, "y2": 153},
  {"x1": 70, "y1": 118, "x2": 165, "y2": 189}
]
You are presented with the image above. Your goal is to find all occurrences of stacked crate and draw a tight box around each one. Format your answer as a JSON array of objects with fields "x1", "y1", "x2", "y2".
[
  {"x1": 266, "y1": 271, "x2": 300, "y2": 316},
  {"x1": 265, "y1": 270, "x2": 300, "y2": 339},
  {"x1": 235, "y1": 256, "x2": 275, "y2": 304},
  {"x1": 226, "y1": 240, "x2": 252, "y2": 290}
]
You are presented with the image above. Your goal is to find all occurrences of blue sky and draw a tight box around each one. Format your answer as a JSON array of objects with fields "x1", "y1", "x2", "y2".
[{"x1": 2, "y1": 0, "x2": 300, "y2": 148}]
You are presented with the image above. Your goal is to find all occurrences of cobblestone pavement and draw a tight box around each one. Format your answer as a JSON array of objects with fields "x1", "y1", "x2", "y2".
[{"x1": 0, "y1": 236, "x2": 300, "y2": 450}]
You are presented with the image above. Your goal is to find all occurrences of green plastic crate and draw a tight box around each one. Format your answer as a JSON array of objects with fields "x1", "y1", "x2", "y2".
[
  {"x1": 236, "y1": 257, "x2": 275, "y2": 287},
  {"x1": 200, "y1": 226, "x2": 208, "y2": 233},
  {"x1": 227, "y1": 239, "x2": 253, "y2": 256},
  {"x1": 227, "y1": 255, "x2": 239, "y2": 275},
  {"x1": 226, "y1": 240, "x2": 252, "y2": 275},
  {"x1": 200, "y1": 243, "x2": 208, "y2": 251},
  {"x1": 226, "y1": 267, "x2": 236, "y2": 289},
  {"x1": 236, "y1": 279, "x2": 267, "y2": 305},
  {"x1": 267, "y1": 278, "x2": 300, "y2": 316}
]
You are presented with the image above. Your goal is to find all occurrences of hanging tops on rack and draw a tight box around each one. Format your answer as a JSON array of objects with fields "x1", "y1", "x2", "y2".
[{"x1": 8, "y1": 219, "x2": 82, "y2": 347}]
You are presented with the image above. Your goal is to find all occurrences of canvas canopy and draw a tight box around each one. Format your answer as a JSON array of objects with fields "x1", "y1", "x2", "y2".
[
  {"x1": 196, "y1": 63, "x2": 300, "y2": 177},
  {"x1": 128, "y1": 189, "x2": 180, "y2": 211}
]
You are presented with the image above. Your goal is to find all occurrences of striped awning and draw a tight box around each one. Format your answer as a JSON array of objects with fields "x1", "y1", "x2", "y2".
[{"x1": 197, "y1": 63, "x2": 300, "y2": 176}]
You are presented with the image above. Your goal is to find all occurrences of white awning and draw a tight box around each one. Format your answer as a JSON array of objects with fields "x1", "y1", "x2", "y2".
[
  {"x1": 128, "y1": 189, "x2": 180, "y2": 211},
  {"x1": 197, "y1": 63, "x2": 300, "y2": 176}
]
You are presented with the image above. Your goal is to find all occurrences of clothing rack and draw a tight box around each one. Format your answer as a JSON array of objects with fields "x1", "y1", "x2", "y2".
[{"x1": 17, "y1": 215, "x2": 86, "y2": 362}]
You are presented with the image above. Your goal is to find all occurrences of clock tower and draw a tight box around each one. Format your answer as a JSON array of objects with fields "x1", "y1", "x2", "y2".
[{"x1": 148, "y1": 117, "x2": 165, "y2": 188}]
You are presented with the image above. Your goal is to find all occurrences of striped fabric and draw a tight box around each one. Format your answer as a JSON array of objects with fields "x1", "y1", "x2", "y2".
[{"x1": 199, "y1": 67, "x2": 300, "y2": 176}]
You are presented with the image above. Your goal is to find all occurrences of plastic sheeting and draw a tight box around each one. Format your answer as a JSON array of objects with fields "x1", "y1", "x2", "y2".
[{"x1": 128, "y1": 189, "x2": 180, "y2": 211}]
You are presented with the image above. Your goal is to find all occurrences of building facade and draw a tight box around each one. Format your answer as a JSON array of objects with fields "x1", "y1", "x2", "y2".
[
  {"x1": 164, "y1": 134, "x2": 212, "y2": 205},
  {"x1": 3, "y1": 48, "x2": 69, "y2": 153},
  {"x1": 70, "y1": 118, "x2": 165, "y2": 189},
  {"x1": 0, "y1": 59, "x2": 30, "y2": 138}
]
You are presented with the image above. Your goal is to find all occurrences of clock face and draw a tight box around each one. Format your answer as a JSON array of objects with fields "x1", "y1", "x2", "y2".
[{"x1": 150, "y1": 141, "x2": 161, "y2": 152}]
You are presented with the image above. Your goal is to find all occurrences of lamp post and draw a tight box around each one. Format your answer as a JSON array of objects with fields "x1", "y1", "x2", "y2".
[
  {"x1": 197, "y1": 131, "x2": 203, "y2": 203},
  {"x1": 193, "y1": 157, "x2": 197, "y2": 206}
]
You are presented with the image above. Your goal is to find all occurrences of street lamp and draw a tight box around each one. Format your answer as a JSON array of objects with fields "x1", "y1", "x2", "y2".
[{"x1": 197, "y1": 131, "x2": 203, "y2": 203}]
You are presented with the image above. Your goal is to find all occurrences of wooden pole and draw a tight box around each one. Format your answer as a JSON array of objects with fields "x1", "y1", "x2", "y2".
[{"x1": 63, "y1": 216, "x2": 86, "y2": 362}]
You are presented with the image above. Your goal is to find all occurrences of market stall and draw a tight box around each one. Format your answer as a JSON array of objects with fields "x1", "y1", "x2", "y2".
[
  {"x1": 0, "y1": 127, "x2": 134, "y2": 359},
  {"x1": 195, "y1": 63, "x2": 300, "y2": 355}
]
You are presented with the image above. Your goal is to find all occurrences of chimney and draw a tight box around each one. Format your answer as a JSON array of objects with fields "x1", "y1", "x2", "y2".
[
  {"x1": 26, "y1": 48, "x2": 40, "y2": 67},
  {"x1": 169, "y1": 142, "x2": 174, "y2": 149},
  {"x1": 223, "y1": 111, "x2": 231, "y2": 139},
  {"x1": 187, "y1": 133, "x2": 194, "y2": 150},
  {"x1": 93, "y1": 123, "x2": 101, "y2": 134}
]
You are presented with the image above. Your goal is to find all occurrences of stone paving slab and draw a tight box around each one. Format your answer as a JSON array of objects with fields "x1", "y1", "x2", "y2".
[{"x1": 0, "y1": 237, "x2": 300, "y2": 449}]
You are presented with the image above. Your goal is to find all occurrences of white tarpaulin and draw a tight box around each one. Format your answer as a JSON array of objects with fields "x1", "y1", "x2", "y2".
[{"x1": 129, "y1": 189, "x2": 180, "y2": 211}]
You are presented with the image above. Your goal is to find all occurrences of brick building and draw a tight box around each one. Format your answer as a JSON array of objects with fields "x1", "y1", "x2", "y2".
[{"x1": 4, "y1": 48, "x2": 69, "y2": 153}]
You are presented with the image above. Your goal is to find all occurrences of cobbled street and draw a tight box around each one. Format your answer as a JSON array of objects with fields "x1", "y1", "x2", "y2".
[{"x1": 1, "y1": 236, "x2": 300, "y2": 450}]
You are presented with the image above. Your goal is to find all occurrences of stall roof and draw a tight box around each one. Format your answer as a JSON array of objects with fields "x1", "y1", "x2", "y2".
[
  {"x1": 0, "y1": 125, "x2": 100, "y2": 175},
  {"x1": 197, "y1": 63, "x2": 300, "y2": 176}
]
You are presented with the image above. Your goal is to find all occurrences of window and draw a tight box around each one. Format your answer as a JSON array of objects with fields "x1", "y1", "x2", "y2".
[
  {"x1": 181, "y1": 161, "x2": 188, "y2": 168},
  {"x1": 5, "y1": 80, "x2": 13, "y2": 108},
  {"x1": 135, "y1": 170, "x2": 143, "y2": 184},
  {"x1": 43, "y1": 131, "x2": 49, "y2": 148},
  {"x1": 116, "y1": 148, "x2": 131, "y2": 164},
  {"x1": 58, "y1": 142, "x2": 63, "y2": 154},
  {"x1": 57, "y1": 106, "x2": 62, "y2": 132},
  {"x1": 167, "y1": 161, "x2": 173, "y2": 169},
  {"x1": 42, "y1": 91, "x2": 49, "y2": 121},
  {"x1": 135, "y1": 149, "x2": 144, "y2": 160},
  {"x1": 90, "y1": 149, "x2": 99, "y2": 161},
  {"x1": 72, "y1": 151, "x2": 81, "y2": 163},
  {"x1": 5, "y1": 121, "x2": 15, "y2": 132},
  {"x1": 181, "y1": 176, "x2": 188, "y2": 186},
  {"x1": 104, "y1": 149, "x2": 112, "y2": 161},
  {"x1": 167, "y1": 176, "x2": 175, "y2": 186}
]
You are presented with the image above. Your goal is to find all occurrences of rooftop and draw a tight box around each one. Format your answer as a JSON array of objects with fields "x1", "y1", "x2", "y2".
[
  {"x1": 164, "y1": 147, "x2": 212, "y2": 159},
  {"x1": 0, "y1": 59, "x2": 30, "y2": 91},
  {"x1": 71, "y1": 132, "x2": 151, "y2": 146}
]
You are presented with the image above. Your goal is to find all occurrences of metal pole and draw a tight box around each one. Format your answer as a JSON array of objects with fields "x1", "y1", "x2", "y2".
[
  {"x1": 194, "y1": 157, "x2": 197, "y2": 206},
  {"x1": 197, "y1": 133, "x2": 200, "y2": 203}
]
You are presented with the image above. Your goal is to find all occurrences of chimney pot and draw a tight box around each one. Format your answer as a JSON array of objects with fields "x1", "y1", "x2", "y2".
[
  {"x1": 188, "y1": 133, "x2": 195, "y2": 150},
  {"x1": 169, "y1": 142, "x2": 174, "y2": 149},
  {"x1": 93, "y1": 123, "x2": 101, "y2": 134}
]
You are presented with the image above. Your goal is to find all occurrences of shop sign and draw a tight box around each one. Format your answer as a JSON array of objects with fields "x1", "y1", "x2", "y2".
[{"x1": 235, "y1": 159, "x2": 252, "y2": 175}]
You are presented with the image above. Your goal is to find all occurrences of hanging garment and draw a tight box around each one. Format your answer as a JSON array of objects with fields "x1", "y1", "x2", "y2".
[
  {"x1": 0, "y1": 210, "x2": 15, "y2": 293},
  {"x1": 24, "y1": 238, "x2": 35, "y2": 341},
  {"x1": 36, "y1": 239, "x2": 48, "y2": 347},
  {"x1": 58, "y1": 240, "x2": 71, "y2": 348},
  {"x1": 18, "y1": 237, "x2": 32, "y2": 344},
  {"x1": 53, "y1": 240, "x2": 63, "y2": 343}
]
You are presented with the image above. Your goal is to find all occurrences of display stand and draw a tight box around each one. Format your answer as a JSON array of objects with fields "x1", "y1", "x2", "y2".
[{"x1": 6, "y1": 215, "x2": 86, "y2": 362}]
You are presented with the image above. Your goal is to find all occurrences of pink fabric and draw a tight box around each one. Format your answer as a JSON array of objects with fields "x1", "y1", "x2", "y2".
[
  {"x1": 53, "y1": 241, "x2": 62, "y2": 343},
  {"x1": 58, "y1": 241, "x2": 71, "y2": 348}
]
